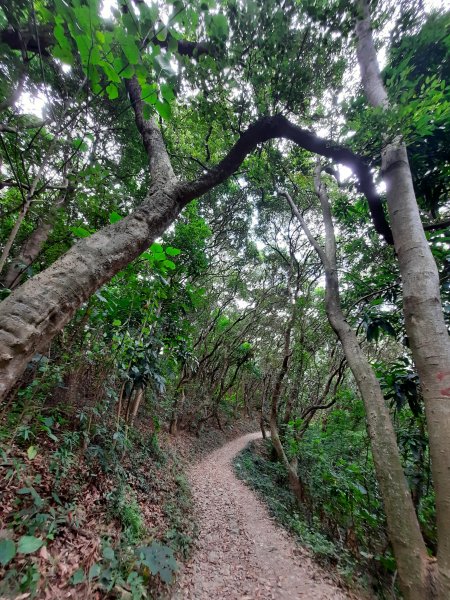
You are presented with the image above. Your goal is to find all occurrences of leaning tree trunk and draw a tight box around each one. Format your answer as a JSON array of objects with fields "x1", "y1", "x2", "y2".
[
  {"x1": 355, "y1": 2, "x2": 450, "y2": 595},
  {"x1": 0, "y1": 77, "x2": 396, "y2": 399},
  {"x1": 2, "y1": 183, "x2": 71, "y2": 290},
  {"x1": 0, "y1": 182, "x2": 181, "y2": 399},
  {"x1": 284, "y1": 169, "x2": 430, "y2": 599}
]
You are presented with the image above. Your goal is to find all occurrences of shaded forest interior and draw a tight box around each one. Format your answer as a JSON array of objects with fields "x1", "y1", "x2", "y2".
[{"x1": 0, "y1": 0, "x2": 449, "y2": 599}]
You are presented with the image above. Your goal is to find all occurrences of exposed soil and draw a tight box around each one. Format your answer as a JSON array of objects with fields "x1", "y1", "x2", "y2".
[{"x1": 172, "y1": 432, "x2": 353, "y2": 599}]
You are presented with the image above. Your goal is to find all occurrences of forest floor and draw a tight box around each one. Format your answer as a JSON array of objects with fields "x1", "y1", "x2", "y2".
[{"x1": 171, "y1": 431, "x2": 352, "y2": 599}]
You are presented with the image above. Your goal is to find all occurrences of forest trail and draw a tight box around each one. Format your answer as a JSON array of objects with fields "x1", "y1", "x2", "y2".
[{"x1": 172, "y1": 432, "x2": 351, "y2": 599}]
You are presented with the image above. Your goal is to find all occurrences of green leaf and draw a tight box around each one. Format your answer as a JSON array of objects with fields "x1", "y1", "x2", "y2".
[
  {"x1": 160, "y1": 83, "x2": 175, "y2": 103},
  {"x1": 73, "y1": 34, "x2": 92, "y2": 66},
  {"x1": 154, "y1": 99, "x2": 172, "y2": 121},
  {"x1": 109, "y1": 211, "x2": 122, "y2": 224},
  {"x1": 154, "y1": 53, "x2": 176, "y2": 79},
  {"x1": 17, "y1": 536, "x2": 44, "y2": 554},
  {"x1": 71, "y1": 568, "x2": 85, "y2": 585},
  {"x1": 0, "y1": 539, "x2": 16, "y2": 566},
  {"x1": 116, "y1": 29, "x2": 140, "y2": 65},
  {"x1": 54, "y1": 23, "x2": 70, "y2": 51},
  {"x1": 102, "y1": 546, "x2": 115, "y2": 561},
  {"x1": 106, "y1": 83, "x2": 119, "y2": 100},
  {"x1": 72, "y1": 137, "x2": 88, "y2": 152},
  {"x1": 207, "y1": 13, "x2": 229, "y2": 39},
  {"x1": 142, "y1": 104, "x2": 152, "y2": 120},
  {"x1": 100, "y1": 61, "x2": 122, "y2": 83},
  {"x1": 165, "y1": 246, "x2": 181, "y2": 256},
  {"x1": 156, "y1": 27, "x2": 167, "y2": 42},
  {"x1": 150, "y1": 243, "x2": 164, "y2": 254},
  {"x1": 88, "y1": 563, "x2": 101, "y2": 580},
  {"x1": 138, "y1": 542, "x2": 177, "y2": 584},
  {"x1": 141, "y1": 83, "x2": 158, "y2": 105},
  {"x1": 73, "y1": 5, "x2": 93, "y2": 33},
  {"x1": 112, "y1": 319, "x2": 121, "y2": 327},
  {"x1": 70, "y1": 226, "x2": 91, "y2": 238},
  {"x1": 52, "y1": 43, "x2": 74, "y2": 65},
  {"x1": 163, "y1": 259, "x2": 176, "y2": 270},
  {"x1": 27, "y1": 445, "x2": 38, "y2": 460}
]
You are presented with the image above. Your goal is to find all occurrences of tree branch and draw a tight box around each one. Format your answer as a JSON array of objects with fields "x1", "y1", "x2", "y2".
[
  {"x1": 125, "y1": 76, "x2": 175, "y2": 186},
  {"x1": 178, "y1": 114, "x2": 393, "y2": 244},
  {"x1": 423, "y1": 218, "x2": 450, "y2": 232},
  {"x1": 0, "y1": 26, "x2": 212, "y2": 59}
]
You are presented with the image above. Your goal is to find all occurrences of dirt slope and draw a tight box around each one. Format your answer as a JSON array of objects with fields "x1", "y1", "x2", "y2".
[{"x1": 172, "y1": 431, "x2": 352, "y2": 599}]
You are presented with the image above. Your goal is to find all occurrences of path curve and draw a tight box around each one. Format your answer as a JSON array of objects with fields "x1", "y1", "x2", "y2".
[{"x1": 172, "y1": 432, "x2": 352, "y2": 599}]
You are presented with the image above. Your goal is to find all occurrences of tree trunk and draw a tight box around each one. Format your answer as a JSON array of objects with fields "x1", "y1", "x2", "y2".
[
  {"x1": 269, "y1": 293, "x2": 305, "y2": 505},
  {"x1": 3, "y1": 220, "x2": 51, "y2": 290},
  {"x1": 169, "y1": 387, "x2": 185, "y2": 436},
  {"x1": 0, "y1": 183, "x2": 181, "y2": 399},
  {"x1": 284, "y1": 170, "x2": 431, "y2": 598},
  {"x1": 128, "y1": 386, "x2": 144, "y2": 428},
  {"x1": 355, "y1": 3, "x2": 450, "y2": 595},
  {"x1": 3, "y1": 184, "x2": 70, "y2": 290}
]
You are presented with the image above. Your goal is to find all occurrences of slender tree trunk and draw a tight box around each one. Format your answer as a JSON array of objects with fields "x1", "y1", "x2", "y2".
[
  {"x1": 169, "y1": 387, "x2": 185, "y2": 435},
  {"x1": 355, "y1": 3, "x2": 450, "y2": 595},
  {"x1": 269, "y1": 299, "x2": 305, "y2": 505},
  {"x1": 284, "y1": 169, "x2": 431, "y2": 598},
  {"x1": 260, "y1": 377, "x2": 269, "y2": 439},
  {"x1": 128, "y1": 386, "x2": 144, "y2": 427},
  {"x1": 0, "y1": 128, "x2": 64, "y2": 276},
  {"x1": 3, "y1": 183, "x2": 71, "y2": 290}
]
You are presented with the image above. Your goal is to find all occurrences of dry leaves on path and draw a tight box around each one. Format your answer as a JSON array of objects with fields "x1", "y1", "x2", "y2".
[{"x1": 172, "y1": 432, "x2": 353, "y2": 600}]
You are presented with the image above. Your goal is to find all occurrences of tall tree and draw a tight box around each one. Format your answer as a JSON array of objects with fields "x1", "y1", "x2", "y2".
[{"x1": 355, "y1": 2, "x2": 450, "y2": 596}]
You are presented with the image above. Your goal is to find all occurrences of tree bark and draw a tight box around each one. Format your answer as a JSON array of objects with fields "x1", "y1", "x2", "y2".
[
  {"x1": 284, "y1": 172, "x2": 431, "y2": 599},
  {"x1": 2, "y1": 183, "x2": 71, "y2": 290},
  {"x1": 269, "y1": 284, "x2": 305, "y2": 505},
  {"x1": 355, "y1": 2, "x2": 450, "y2": 595},
  {"x1": 128, "y1": 386, "x2": 144, "y2": 427},
  {"x1": 0, "y1": 92, "x2": 392, "y2": 400}
]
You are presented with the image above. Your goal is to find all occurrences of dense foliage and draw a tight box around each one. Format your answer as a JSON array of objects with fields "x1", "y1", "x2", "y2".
[{"x1": 0, "y1": 0, "x2": 449, "y2": 598}]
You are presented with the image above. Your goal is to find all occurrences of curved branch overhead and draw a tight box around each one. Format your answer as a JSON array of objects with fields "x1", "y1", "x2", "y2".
[
  {"x1": 179, "y1": 114, "x2": 393, "y2": 245},
  {"x1": 1, "y1": 25, "x2": 392, "y2": 244},
  {"x1": 0, "y1": 26, "x2": 211, "y2": 58}
]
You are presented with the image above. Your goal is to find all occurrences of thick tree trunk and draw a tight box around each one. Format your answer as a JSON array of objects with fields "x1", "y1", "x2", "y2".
[
  {"x1": 355, "y1": 3, "x2": 450, "y2": 595},
  {"x1": 0, "y1": 184, "x2": 181, "y2": 399},
  {"x1": 284, "y1": 172, "x2": 431, "y2": 598}
]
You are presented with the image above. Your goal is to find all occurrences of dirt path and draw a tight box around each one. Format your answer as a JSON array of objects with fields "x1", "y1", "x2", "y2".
[{"x1": 172, "y1": 432, "x2": 352, "y2": 599}]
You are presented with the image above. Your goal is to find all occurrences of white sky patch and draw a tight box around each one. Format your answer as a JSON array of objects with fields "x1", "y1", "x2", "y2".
[
  {"x1": 17, "y1": 89, "x2": 47, "y2": 119},
  {"x1": 337, "y1": 165, "x2": 353, "y2": 181},
  {"x1": 100, "y1": 0, "x2": 114, "y2": 19}
]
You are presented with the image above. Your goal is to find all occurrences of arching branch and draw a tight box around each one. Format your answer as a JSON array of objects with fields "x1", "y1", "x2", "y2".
[{"x1": 178, "y1": 114, "x2": 393, "y2": 244}]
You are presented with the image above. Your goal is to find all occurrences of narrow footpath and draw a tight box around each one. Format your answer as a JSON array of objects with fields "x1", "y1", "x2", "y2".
[{"x1": 172, "y1": 432, "x2": 352, "y2": 599}]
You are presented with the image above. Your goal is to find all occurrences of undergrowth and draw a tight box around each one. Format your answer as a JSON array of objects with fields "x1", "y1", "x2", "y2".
[
  {"x1": 0, "y1": 395, "x2": 196, "y2": 599},
  {"x1": 234, "y1": 440, "x2": 381, "y2": 598}
]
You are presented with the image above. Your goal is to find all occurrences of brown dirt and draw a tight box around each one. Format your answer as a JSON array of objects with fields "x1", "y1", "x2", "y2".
[{"x1": 172, "y1": 432, "x2": 353, "y2": 599}]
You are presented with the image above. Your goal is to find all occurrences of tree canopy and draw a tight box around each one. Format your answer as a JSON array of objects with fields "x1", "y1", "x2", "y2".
[{"x1": 0, "y1": 0, "x2": 449, "y2": 598}]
